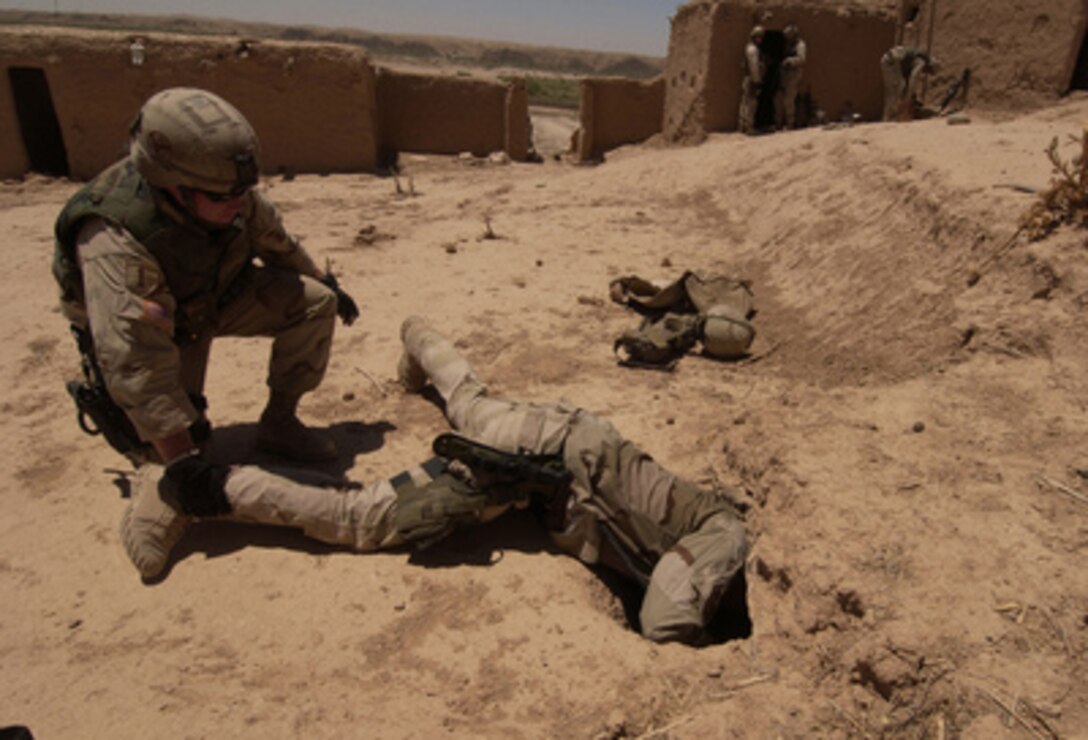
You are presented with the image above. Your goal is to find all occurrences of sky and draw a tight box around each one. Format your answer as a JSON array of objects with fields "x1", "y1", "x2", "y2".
[{"x1": 1, "y1": 0, "x2": 681, "y2": 55}]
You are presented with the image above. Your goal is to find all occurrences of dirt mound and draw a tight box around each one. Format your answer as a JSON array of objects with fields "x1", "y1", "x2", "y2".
[{"x1": 1, "y1": 99, "x2": 1086, "y2": 738}]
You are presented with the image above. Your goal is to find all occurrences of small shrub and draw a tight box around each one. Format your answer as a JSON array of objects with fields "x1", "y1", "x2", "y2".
[{"x1": 1021, "y1": 130, "x2": 1088, "y2": 241}]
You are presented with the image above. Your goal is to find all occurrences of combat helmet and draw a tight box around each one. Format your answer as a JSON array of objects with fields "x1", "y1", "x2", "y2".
[
  {"x1": 701, "y1": 304, "x2": 755, "y2": 359},
  {"x1": 130, "y1": 87, "x2": 260, "y2": 196}
]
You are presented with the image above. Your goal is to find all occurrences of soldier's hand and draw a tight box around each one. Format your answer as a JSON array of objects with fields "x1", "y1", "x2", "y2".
[
  {"x1": 162, "y1": 453, "x2": 232, "y2": 517},
  {"x1": 320, "y1": 272, "x2": 361, "y2": 326}
]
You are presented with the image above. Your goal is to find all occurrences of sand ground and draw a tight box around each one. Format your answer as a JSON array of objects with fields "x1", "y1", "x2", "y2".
[{"x1": 1, "y1": 95, "x2": 1086, "y2": 739}]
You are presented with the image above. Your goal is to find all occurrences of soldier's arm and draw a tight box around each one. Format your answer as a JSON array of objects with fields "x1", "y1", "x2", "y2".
[
  {"x1": 746, "y1": 45, "x2": 763, "y2": 84},
  {"x1": 906, "y1": 57, "x2": 929, "y2": 99},
  {"x1": 248, "y1": 189, "x2": 360, "y2": 325},
  {"x1": 246, "y1": 190, "x2": 323, "y2": 279},
  {"x1": 76, "y1": 219, "x2": 199, "y2": 451}
]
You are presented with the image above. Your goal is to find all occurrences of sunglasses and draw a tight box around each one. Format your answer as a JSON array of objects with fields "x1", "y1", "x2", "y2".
[{"x1": 179, "y1": 185, "x2": 249, "y2": 203}]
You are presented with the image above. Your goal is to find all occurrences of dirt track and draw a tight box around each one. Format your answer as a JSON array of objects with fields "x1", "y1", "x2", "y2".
[{"x1": 1, "y1": 95, "x2": 1086, "y2": 738}]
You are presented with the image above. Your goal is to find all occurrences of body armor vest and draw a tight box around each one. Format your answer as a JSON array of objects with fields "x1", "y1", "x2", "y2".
[{"x1": 53, "y1": 158, "x2": 253, "y2": 339}]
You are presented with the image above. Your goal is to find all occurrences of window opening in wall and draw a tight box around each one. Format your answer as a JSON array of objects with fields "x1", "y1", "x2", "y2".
[
  {"x1": 1069, "y1": 30, "x2": 1088, "y2": 91},
  {"x1": 8, "y1": 66, "x2": 69, "y2": 177},
  {"x1": 755, "y1": 30, "x2": 785, "y2": 131}
]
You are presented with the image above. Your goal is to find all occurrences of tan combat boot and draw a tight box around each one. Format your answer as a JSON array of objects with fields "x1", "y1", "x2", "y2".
[
  {"x1": 119, "y1": 465, "x2": 191, "y2": 580},
  {"x1": 397, "y1": 350, "x2": 427, "y2": 393}
]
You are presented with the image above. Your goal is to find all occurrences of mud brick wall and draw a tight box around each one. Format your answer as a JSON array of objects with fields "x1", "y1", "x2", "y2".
[
  {"x1": 663, "y1": 2, "x2": 727, "y2": 144},
  {"x1": 664, "y1": 1, "x2": 895, "y2": 140},
  {"x1": 376, "y1": 69, "x2": 530, "y2": 164},
  {"x1": 0, "y1": 26, "x2": 378, "y2": 180},
  {"x1": 901, "y1": 0, "x2": 1087, "y2": 109},
  {"x1": 575, "y1": 76, "x2": 664, "y2": 162}
]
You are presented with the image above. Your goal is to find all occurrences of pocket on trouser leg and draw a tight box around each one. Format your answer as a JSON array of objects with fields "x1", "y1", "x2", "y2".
[
  {"x1": 684, "y1": 514, "x2": 748, "y2": 623},
  {"x1": 639, "y1": 548, "x2": 703, "y2": 644},
  {"x1": 639, "y1": 514, "x2": 748, "y2": 644}
]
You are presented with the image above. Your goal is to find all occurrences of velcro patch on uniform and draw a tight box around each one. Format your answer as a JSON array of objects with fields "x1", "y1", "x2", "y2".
[
  {"x1": 125, "y1": 261, "x2": 162, "y2": 297},
  {"x1": 141, "y1": 300, "x2": 173, "y2": 332},
  {"x1": 672, "y1": 544, "x2": 696, "y2": 566}
]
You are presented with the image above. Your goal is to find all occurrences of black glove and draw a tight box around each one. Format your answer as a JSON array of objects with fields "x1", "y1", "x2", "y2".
[
  {"x1": 321, "y1": 272, "x2": 360, "y2": 326},
  {"x1": 161, "y1": 454, "x2": 232, "y2": 517}
]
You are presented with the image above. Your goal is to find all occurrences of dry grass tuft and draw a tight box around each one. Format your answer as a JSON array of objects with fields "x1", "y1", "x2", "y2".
[{"x1": 1021, "y1": 130, "x2": 1088, "y2": 241}]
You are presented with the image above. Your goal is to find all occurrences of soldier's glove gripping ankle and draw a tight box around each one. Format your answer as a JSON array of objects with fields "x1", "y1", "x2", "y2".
[{"x1": 161, "y1": 454, "x2": 232, "y2": 517}]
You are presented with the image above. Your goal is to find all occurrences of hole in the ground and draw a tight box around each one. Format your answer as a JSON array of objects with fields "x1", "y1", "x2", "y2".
[{"x1": 594, "y1": 566, "x2": 753, "y2": 645}]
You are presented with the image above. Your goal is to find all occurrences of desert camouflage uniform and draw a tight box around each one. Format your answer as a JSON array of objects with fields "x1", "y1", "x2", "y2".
[
  {"x1": 122, "y1": 317, "x2": 748, "y2": 642},
  {"x1": 738, "y1": 35, "x2": 766, "y2": 135},
  {"x1": 54, "y1": 157, "x2": 337, "y2": 442},
  {"x1": 775, "y1": 34, "x2": 807, "y2": 129},
  {"x1": 121, "y1": 457, "x2": 446, "y2": 580},
  {"x1": 881, "y1": 45, "x2": 932, "y2": 122},
  {"x1": 400, "y1": 317, "x2": 749, "y2": 643}
]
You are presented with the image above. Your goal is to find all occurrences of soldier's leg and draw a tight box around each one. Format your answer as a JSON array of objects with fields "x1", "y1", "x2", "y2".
[
  {"x1": 176, "y1": 337, "x2": 214, "y2": 446},
  {"x1": 119, "y1": 457, "x2": 491, "y2": 579},
  {"x1": 783, "y1": 77, "x2": 799, "y2": 129},
  {"x1": 738, "y1": 80, "x2": 755, "y2": 133},
  {"x1": 904, "y1": 64, "x2": 926, "y2": 119},
  {"x1": 639, "y1": 510, "x2": 748, "y2": 644},
  {"x1": 216, "y1": 266, "x2": 338, "y2": 460},
  {"x1": 399, "y1": 316, "x2": 571, "y2": 456},
  {"x1": 120, "y1": 462, "x2": 395, "y2": 580},
  {"x1": 177, "y1": 336, "x2": 212, "y2": 399},
  {"x1": 881, "y1": 57, "x2": 901, "y2": 121},
  {"x1": 608, "y1": 442, "x2": 749, "y2": 644},
  {"x1": 223, "y1": 465, "x2": 404, "y2": 551}
]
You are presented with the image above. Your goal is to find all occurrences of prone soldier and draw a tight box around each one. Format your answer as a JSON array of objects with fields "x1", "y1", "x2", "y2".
[
  {"x1": 396, "y1": 316, "x2": 749, "y2": 643},
  {"x1": 122, "y1": 317, "x2": 750, "y2": 645}
]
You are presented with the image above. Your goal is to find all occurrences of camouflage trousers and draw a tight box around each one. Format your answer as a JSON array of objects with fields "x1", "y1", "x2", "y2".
[
  {"x1": 401, "y1": 316, "x2": 749, "y2": 643},
  {"x1": 775, "y1": 71, "x2": 802, "y2": 130},
  {"x1": 179, "y1": 266, "x2": 336, "y2": 401},
  {"x1": 880, "y1": 52, "x2": 917, "y2": 122},
  {"x1": 74, "y1": 219, "x2": 337, "y2": 440},
  {"x1": 220, "y1": 465, "x2": 405, "y2": 552},
  {"x1": 738, "y1": 77, "x2": 761, "y2": 134}
]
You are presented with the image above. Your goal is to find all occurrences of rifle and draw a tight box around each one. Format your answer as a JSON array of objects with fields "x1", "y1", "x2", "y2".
[
  {"x1": 939, "y1": 68, "x2": 971, "y2": 114},
  {"x1": 65, "y1": 325, "x2": 210, "y2": 466},
  {"x1": 432, "y1": 432, "x2": 572, "y2": 527},
  {"x1": 66, "y1": 325, "x2": 155, "y2": 465}
]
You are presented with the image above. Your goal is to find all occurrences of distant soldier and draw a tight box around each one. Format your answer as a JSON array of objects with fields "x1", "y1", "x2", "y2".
[
  {"x1": 881, "y1": 45, "x2": 940, "y2": 122},
  {"x1": 738, "y1": 25, "x2": 766, "y2": 135},
  {"x1": 775, "y1": 25, "x2": 807, "y2": 130}
]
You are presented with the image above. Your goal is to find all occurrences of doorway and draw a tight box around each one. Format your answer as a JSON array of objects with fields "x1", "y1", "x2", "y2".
[
  {"x1": 755, "y1": 30, "x2": 785, "y2": 131},
  {"x1": 1069, "y1": 30, "x2": 1088, "y2": 91},
  {"x1": 8, "y1": 66, "x2": 69, "y2": 177}
]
